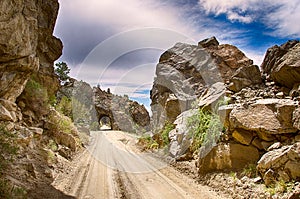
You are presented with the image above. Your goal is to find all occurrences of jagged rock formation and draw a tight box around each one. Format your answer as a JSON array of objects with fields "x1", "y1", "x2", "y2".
[
  {"x1": 152, "y1": 38, "x2": 300, "y2": 186},
  {"x1": 0, "y1": 1, "x2": 82, "y2": 197},
  {"x1": 93, "y1": 86, "x2": 150, "y2": 133},
  {"x1": 261, "y1": 40, "x2": 300, "y2": 88},
  {"x1": 150, "y1": 37, "x2": 259, "y2": 132},
  {"x1": 0, "y1": 0, "x2": 62, "y2": 106}
]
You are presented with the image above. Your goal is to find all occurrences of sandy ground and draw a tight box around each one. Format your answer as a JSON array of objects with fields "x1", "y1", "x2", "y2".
[{"x1": 52, "y1": 130, "x2": 225, "y2": 199}]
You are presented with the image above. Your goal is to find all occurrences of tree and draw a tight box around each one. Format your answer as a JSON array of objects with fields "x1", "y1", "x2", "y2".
[{"x1": 55, "y1": 62, "x2": 70, "y2": 83}]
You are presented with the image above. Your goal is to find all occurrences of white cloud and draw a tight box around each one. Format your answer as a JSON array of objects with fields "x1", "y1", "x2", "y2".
[
  {"x1": 57, "y1": 0, "x2": 198, "y2": 38},
  {"x1": 198, "y1": 0, "x2": 300, "y2": 37},
  {"x1": 265, "y1": 0, "x2": 300, "y2": 37}
]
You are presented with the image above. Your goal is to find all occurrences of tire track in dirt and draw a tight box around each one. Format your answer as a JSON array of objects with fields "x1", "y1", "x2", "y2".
[{"x1": 53, "y1": 131, "x2": 225, "y2": 199}]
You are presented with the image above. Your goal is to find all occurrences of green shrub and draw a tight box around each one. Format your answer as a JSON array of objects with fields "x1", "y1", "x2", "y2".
[
  {"x1": 161, "y1": 121, "x2": 175, "y2": 147},
  {"x1": 0, "y1": 126, "x2": 18, "y2": 172},
  {"x1": 47, "y1": 139, "x2": 58, "y2": 152},
  {"x1": 138, "y1": 135, "x2": 159, "y2": 150},
  {"x1": 242, "y1": 164, "x2": 257, "y2": 178},
  {"x1": 48, "y1": 110, "x2": 74, "y2": 135},
  {"x1": 187, "y1": 108, "x2": 222, "y2": 153},
  {"x1": 56, "y1": 96, "x2": 72, "y2": 119},
  {"x1": 266, "y1": 180, "x2": 295, "y2": 195}
]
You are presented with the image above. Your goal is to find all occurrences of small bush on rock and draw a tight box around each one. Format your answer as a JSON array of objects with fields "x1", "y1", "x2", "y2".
[{"x1": 187, "y1": 108, "x2": 222, "y2": 153}]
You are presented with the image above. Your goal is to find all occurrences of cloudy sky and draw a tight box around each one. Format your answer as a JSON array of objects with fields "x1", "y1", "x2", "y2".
[{"x1": 54, "y1": 0, "x2": 300, "y2": 112}]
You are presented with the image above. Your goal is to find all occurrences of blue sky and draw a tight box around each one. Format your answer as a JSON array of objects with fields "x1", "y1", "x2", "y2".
[{"x1": 54, "y1": 0, "x2": 300, "y2": 113}]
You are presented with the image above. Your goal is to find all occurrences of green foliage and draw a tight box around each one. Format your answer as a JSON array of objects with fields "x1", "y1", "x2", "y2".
[
  {"x1": 266, "y1": 180, "x2": 295, "y2": 195},
  {"x1": 138, "y1": 135, "x2": 159, "y2": 150},
  {"x1": 215, "y1": 96, "x2": 230, "y2": 108},
  {"x1": 0, "y1": 126, "x2": 18, "y2": 172},
  {"x1": 47, "y1": 139, "x2": 58, "y2": 152},
  {"x1": 49, "y1": 94, "x2": 57, "y2": 106},
  {"x1": 229, "y1": 171, "x2": 237, "y2": 180},
  {"x1": 187, "y1": 108, "x2": 222, "y2": 153},
  {"x1": 90, "y1": 122, "x2": 100, "y2": 131},
  {"x1": 56, "y1": 96, "x2": 72, "y2": 119},
  {"x1": 48, "y1": 110, "x2": 74, "y2": 134},
  {"x1": 161, "y1": 121, "x2": 175, "y2": 147},
  {"x1": 55, "y1": 62, "x2": 70, "y2": 83},
  {"x1": 242, "y1": 164, "x2": 257, "y2": 178}
]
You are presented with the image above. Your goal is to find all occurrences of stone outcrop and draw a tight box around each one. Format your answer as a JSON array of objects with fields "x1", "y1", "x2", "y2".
[
  {"x1": 229, "y1": 99, "x2": 298, "y2": 135},
  {"x1": 57, "y1": 78, "x2": 98, "y2": 129},
  {"x1": 261, "y1": 40, "x2": 300, "y2": 88},
  {"x1": 0, "y1": 0, "x2": 62, "y2": 126},
  {"x1": 169, "y1": 109, "x2": 198, "y2": 160},
  {"x1": 197, "y1": 143, "x2": 260, "y2": 174},
  {"x1": 151, "y1": 37, "x2": 300, "y2": 187},
  {"x1": 94, "y1": 86, "x2": 150, "y2": 133},
  {"x1": 228, "y1": 64, "x2": 262, "y2": 92},
  {"x1": 150, "y1": 37, "x2": 253, "y2": 132},
  {"x1": 257, "y1": 143, "x2": 300, "y2": 185},
  {"x1": 0, "y1": 0, "x2": 62, "y2": 102},
  {"x1": 0, "y1": 1, "x2": 82, "y2": 197}
]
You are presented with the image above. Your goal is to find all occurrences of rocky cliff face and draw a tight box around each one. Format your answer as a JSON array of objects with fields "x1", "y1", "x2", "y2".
[
  {"x1": 151, "y1": 38, "x2": 300, "y2": 187},
  {"x1": 0, "y1": 0, "x2": 62, "y2": 125},
  {"x1": 0, "y1": 1, "x2": 80, "y2": 197},
  {"x1": 93, "y1": 86, "x2": 150, "y2": 133}
]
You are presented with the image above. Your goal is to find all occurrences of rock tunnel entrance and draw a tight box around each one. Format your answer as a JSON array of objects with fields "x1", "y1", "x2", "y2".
[{"x1": 99, "y1": 115, "x2": 112, "y2": 130}]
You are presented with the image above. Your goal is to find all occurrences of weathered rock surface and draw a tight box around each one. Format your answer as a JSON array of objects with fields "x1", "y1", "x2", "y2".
[
  {"x1": 228, "y1": 64, "x2": 262, "y2": 92},
  {"x1": 261, "y1": 40, "x2": 300, "y2": 88},
  {"x1": 293, "y1": 107, "x2": 300, "y2": 130},
  {"x1": 151, "y1": 37, "x2": 253, "y2": 132},
  {"x1": 198, "y1": 82, "x2": 226, "y2": 109},
  {"x1": 229, "y1": 99, "x2": 298, "y2": 134},
  {"x1": 94, "y1": 86, "x2": 150, "y2": 133},
  {"x1": 0, "y1": 0, "x2": 63, "y2": 129},
  {"x1": 169, "y1": 109, "x2": 198, "y2": 160},
  {"x1": 0, "y1": 0, "x2": 62, "y2": 103},
  {"x1": 257, "y1": 142, "x2": 300, "y2": 184},
  {"x1": 197, "y1": 143, "x2": 259, "y2": 174}
]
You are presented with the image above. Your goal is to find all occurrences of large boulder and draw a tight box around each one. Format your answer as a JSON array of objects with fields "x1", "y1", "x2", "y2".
[
  {"x1": 169, "y1": 109, "x2": 198, "y2": 160},
  {"x1": 197, "y1": 143, "x2": 260, "y2": 174},
  {"x1": 228, "y1": 64, "x2": 262, "y2": 92},
  {"x1": 271, "y1": 43, "x2": 300, "y2": 88},
  {"x1": 229, "y1": 99, "x2": 298, "y2": 134},
  {"x1": 257, "y1": 142, "x2": 300, "y2": 184},
  {"x1": 261, "y1": 40, "x2": 300, "y2": 88},
  {"x1": 198, "y1": 82, "x2": 226, "y2": 110},
  {"x1": 151, "y1": 37, "x2": 253, "y2": 132},
  {"x1": 0, "y1": 0, "x2": 62, "y2": 128}
]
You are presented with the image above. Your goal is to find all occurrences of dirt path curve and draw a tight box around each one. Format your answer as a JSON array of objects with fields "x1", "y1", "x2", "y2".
[{"x1": 53, "y1": 131, "x2": 225, "y2": 199}]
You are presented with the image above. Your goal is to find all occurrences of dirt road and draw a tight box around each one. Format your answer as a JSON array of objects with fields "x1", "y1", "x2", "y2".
[{"x1": 53, "y1": 130, "x2": 224, "y2": 199}]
